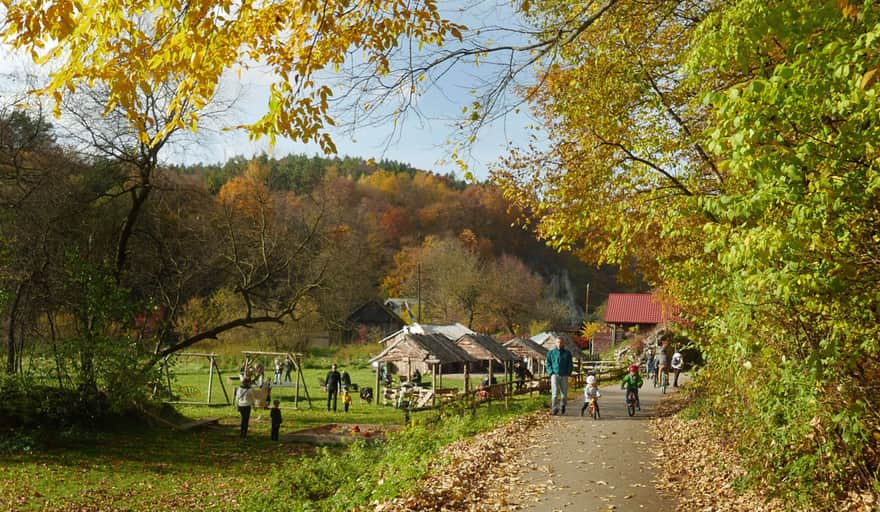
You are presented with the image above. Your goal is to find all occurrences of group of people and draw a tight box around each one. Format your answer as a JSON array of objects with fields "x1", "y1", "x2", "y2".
[
  {"x1": 545, "y1": 337, "x2": 686, "y2": 417},
  {"x1": 234, "y1": 359, "x2": 355, "y2": 441},
  {"x1": 234, "y1": 378, "x2": 283, "y2": 440},
  {"x1": 238, "y1": 354, "x2": 295, "y2": 388},
  {"x1": 643, "y1": 342, "x2": 685, "y2": 388}
]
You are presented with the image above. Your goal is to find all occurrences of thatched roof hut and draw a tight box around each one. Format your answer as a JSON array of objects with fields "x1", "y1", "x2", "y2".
[
  {"x1": 503, "y1": 337, "x2": 549, "y2": 374},
  {"x1": 369, "y1": 332, "x2": 478, "y2": 406},
  {"x1": 454, "y1": 333, "x2": 519, "y2": 363},
  {"x1": 370, "y1": 332, "x2": 478, "y2": 376}
]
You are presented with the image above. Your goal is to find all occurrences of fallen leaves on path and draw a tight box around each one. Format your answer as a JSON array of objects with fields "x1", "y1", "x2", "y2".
[{"x1": 372, "y1": 412, "x2": 549, "y2": 511}]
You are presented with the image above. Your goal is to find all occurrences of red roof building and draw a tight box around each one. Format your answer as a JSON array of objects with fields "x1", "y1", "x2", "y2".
[{"x1": 604, "y1": 293, "x2": 678, "y2": 326}]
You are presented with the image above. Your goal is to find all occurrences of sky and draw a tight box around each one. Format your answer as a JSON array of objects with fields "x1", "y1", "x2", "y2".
[{"x1": 0, "y1": 2, "x2": 542, "y2": 181}]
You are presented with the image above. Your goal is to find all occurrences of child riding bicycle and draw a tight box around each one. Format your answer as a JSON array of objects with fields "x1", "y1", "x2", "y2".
[
  {"x1": 621, "y1": 364, "x2": 643, "y2": 411},
  {"x1": 580, "y1": 373, "x2": 601, "y2": 417}
]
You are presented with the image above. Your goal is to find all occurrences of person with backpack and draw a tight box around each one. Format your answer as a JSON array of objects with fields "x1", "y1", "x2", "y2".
[
  {"x1": 671, "y1": 348, "x2": 684, "y2": 387},
  {"x1": 235, "y1": 378, "x2": 256, "y2": 439}
]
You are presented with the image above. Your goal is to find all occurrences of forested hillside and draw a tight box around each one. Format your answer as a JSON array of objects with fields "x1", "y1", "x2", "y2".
[{"x1": 178, "y1": 152, "x2": 626, "y2": 333}]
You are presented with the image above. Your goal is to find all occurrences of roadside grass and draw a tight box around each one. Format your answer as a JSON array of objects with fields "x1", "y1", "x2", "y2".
[{"x1": 248, "y1": 394, "x2": 546, "y2": 511}]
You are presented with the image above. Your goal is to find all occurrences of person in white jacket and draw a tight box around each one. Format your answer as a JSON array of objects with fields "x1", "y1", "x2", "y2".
[
  {"x1": 580, "y1": 374, "x2": 601, "y2": 418},
  {"x1": 671, "y1": 349, "x2": 684, "y2": 388},
  {"x1": 235, "y1": 378, "x2": 256, "y2": 438}
]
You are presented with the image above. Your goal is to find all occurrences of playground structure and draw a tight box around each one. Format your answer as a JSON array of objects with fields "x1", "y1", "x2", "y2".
[
  {"x1": 239, "y1": 350, "x2": 312, "y2": 409},
  {"x1": 154, "y1": 352, "x2": 231, "y2": 406}
]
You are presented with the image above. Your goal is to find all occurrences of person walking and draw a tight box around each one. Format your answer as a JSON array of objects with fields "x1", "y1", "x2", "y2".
[
  {"x1": 235, "y1": 378, "x2": 256, "y2": 439},
  {"x1": 546, "y1": 338, "x2": 573, "y2": 415},
  {"x1": 325, "y1": 364, "x2": 341, "y2": 412},
  {"x1": 671, "y1": 348, "x2": 684, "y2": 387}
]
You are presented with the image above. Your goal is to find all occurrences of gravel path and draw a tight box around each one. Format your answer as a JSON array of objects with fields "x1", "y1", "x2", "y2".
[{"x1": 509, "y1": 378, "x2": 684, "y2": 511}]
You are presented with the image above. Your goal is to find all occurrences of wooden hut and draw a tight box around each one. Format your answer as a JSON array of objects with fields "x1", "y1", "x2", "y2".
[
  {"x1": 369, "y1": 332, "x2": 478, "y2": 407},
  {"x1": 346, "y1": 299, "x2": 405, "y2": 342},
  {"x1": 503, "y1": 337, "x2": 549, "y2": 375},
  {"x1": 531, "y1": 331, "x2": 586, "y2": 361},
  {"x1": 454, "y1": 333, "x2": 520, "y2": 395}
]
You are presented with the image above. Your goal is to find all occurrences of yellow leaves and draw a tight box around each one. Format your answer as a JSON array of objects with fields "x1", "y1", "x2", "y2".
[
  {"x1": 860, "y1": 67, "x2": 879, "y2": 90},
  {"x1": 3, "y1": 0, "x2": 466, "y2": 153},
  {"x1": 837, "y1": 0, "x2": 860, "y2": 20}
]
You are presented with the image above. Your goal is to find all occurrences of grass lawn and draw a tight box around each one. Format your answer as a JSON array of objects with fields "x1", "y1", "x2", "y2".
[{"x1": 1, "y1": 363, "x2": 527, "y2": 511}]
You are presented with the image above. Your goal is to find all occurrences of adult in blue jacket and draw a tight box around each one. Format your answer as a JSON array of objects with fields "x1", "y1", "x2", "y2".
[{"x1": 546, "y1": 338, "x2": 573, "y2": 415}]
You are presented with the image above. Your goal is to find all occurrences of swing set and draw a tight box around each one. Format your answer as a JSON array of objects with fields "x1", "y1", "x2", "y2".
[
  {"x1": 241, "y1": 350, "x2": 313, "y2": 409},
  {"x1": 154, "y1": 352, "x2": 231, "y2": 405}
]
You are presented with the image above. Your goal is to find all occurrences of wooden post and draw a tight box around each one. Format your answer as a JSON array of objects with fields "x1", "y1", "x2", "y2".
[
  {"x1": 164, "y1": 356, "x2": 173, "y2": 397},
  {"x1": 464, "y1": 363, "x2": 471, "y2": 407},
  {"x1": 375, "y1": 363, "x2": 380, "y2": 407},
  {"x1": 432, "y1": 364, "x2": 437, "y2": 407},
  {"x1": 505, "y1": 361, "x2": 511, "y2": 409},
  {"x1": 207, "y1": 355, "x2": 215, "y2": 404},
  {"x1": 215, "y1": 359, "x2": 230, "y2": 405}
]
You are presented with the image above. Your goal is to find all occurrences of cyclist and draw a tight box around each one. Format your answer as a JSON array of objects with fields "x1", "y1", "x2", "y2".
[
  {"x1": 644, "y1": 348, "x2": 656, "y2": 381},
  {"x1": 655, "y1": 342, "x2": 670, "y2": 388},
  {"x1": 581, "y1": 373, "x2": 601, "y2": 417},
  {"x1": 621, "y1": 364, "x2": 643, "y2": 411}
]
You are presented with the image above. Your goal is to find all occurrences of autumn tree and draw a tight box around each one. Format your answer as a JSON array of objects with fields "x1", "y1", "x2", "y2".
[{"x1": 492, "y1": 0, "x2": 880, "y2": 506}]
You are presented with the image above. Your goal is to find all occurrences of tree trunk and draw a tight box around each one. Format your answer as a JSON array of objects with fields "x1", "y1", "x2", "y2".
[{"x1": 5, "y1": 282, "x2": 24, "y2": 375}]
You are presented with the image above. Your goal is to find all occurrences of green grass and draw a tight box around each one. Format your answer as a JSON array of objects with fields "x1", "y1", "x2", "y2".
[{"x1": 1, "y1": 354, "x2": 536, "y2": 511}]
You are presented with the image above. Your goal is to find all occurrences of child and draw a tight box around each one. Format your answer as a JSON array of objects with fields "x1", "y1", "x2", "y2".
[
  {"x1": 342, "y1": 388, "x2": 352, "y2": 413},
  {"x1": 273, "y1": 357, "x2": 282, "y2": 384},
  {"x1": 270, "y1": 399, "x2": 282, "y2": 441},
  {"x1": 580, "y1": 374, "x2": 601, "y2": 417},
  {"x1": 621, "y1": 364, "x2": 643, "y2": 411}
]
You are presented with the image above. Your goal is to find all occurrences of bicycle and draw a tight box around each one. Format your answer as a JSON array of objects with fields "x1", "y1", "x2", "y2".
[
  {"x1": 625, "y1": 389, "x2": 638, "y2": 417},
  {"x1": 656, "y1": 365, "x2": 669, "y2": 393},
  {"x1": 586, "y1": 397, "x2": 600, "y2": 419}
]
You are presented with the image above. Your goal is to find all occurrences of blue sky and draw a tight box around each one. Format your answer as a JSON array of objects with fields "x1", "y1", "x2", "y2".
[{"x1": 1, "y1": 1, "x2": 541, "y2": 181}]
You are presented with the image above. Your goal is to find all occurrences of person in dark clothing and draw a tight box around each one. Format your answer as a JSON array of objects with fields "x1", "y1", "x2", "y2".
[
  {"x1": 513, "y1": 361, "x2": 533, "y2": 391},
  {"x1": 412, "y1": 368, "x2": 422, "y2": 386},
  {"x1": 325, "y1": 364, "x2": 341, "y2": 412},
  {"x1": 270, "y1": 399, "x2": 282, "y2": 441},
  {"x1": 341, "y1": 369, "x2": 351, "y2": 390},
  {"x1": 283, "y1": 355, "x2": 294, "y2": 382}
]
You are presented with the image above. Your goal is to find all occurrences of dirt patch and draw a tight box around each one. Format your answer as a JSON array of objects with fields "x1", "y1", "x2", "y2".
[{"x1": 284, "y1": 423, "x2": 400, "y2": 445}]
